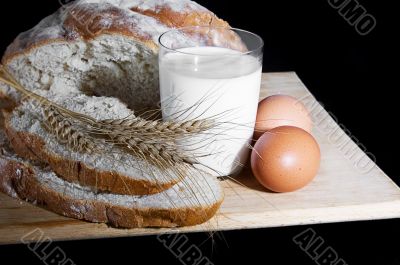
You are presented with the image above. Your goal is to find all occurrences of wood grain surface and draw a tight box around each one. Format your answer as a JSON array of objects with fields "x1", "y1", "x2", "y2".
[{"x1": 1, "y1": 72, "x2": 399, "y2": 245}]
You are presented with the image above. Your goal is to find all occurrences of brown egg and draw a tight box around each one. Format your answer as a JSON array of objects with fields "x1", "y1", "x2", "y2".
[
  {"x1": 254, "y1": 95, "x2": 312, "y2": 139},
  {"x1": 251, "y1": 126, "x2": 320, "y2": 192}
]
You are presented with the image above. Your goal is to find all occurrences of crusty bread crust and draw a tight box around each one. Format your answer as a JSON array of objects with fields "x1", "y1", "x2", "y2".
[
  {"x1": 0, "y1": 156, "x2": 222, "y2": 228},
  {"x1": 0, "y1": 93, "x2": 17, "y2": 111},
  {"x1": 3, "y1": 111, "x2": 180, "y2": 196},
  {"x1": 62, "y1": 4, "x2": 159, "y2": 49},
  {"x1": 2, "y1": 0, "x2": 229, "y2": 64},
  {"x1": 130, "y1": 5, "x2": 228, "y2": 28}
]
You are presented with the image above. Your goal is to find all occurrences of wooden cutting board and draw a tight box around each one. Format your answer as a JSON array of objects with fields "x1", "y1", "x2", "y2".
[{"x1": 1, "y1": 72, "x2": 399, "y2": 245}]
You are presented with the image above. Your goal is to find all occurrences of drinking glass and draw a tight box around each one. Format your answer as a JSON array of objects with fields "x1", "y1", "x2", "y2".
[{"x1": 158, "y1": 26, "x2": 264, "y2": 176}]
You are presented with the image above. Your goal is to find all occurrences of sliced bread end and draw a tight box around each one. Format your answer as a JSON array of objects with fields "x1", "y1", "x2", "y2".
[
  {"x1": 2, "y1": 93, "x2": 188, "y2": 196},
  {"x1": 0, "y1": 112, "x2": 224, "y2": 228},
  {"x1": 0, "y1": 155, "x2": 223, "y2": 228}
]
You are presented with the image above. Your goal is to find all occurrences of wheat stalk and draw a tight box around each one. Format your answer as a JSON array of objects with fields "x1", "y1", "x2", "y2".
[{"x1": 41, "y1": 104, "x2": 200, "y2": 165}]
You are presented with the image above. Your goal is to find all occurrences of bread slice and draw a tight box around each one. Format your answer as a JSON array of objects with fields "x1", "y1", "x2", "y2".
[
  {"x1": 0, "y1": 124, "x2": 223, "y2": 228},
  {"x1": 3, "y1": 92, "x2": 189, "y2": 195}
]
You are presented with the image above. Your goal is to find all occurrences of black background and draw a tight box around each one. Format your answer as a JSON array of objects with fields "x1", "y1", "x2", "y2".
[{"x1": 0, "y1": 1, "x2": 398, "y2": 264}]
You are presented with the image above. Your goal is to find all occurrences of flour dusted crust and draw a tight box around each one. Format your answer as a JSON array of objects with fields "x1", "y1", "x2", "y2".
[
  {"x1": 2, "y1": 0, "x2": 228, "y2": 64},
  {"x1": 0, "y1": 0, "x2": 234, "y2": 114},
  {"x1": 130, "y1": 0, "x2": 228, "y2": 28}
]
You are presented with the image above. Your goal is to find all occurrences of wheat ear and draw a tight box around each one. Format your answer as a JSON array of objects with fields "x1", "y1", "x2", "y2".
[
  {"x1": 42, "y1": 106, "x2": 100, "y2": 154},
  {"x1": 99, "y1": 117, "x2": 214, "y2": 136}
]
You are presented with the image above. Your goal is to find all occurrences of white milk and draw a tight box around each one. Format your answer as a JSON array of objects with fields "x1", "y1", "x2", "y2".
[{"x1": 159, "y1": 46, "x2": 262, "y2": 176}]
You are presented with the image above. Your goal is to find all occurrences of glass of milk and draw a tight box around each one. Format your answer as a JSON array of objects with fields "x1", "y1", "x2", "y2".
[{"x1": 158, "y1": 26, "x2": 263, "y2": 176}]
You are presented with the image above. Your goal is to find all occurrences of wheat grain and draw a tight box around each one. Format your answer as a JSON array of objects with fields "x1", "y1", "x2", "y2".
[
  {"x1": 42, "y1": 106, "x2": 99, "y2": 154},
  {"x1": 99, "y1": 117, "x2": 214, "y2": 136},
  {"x1": 108, "y1": 132, "x2": 197, "y2": 165}
]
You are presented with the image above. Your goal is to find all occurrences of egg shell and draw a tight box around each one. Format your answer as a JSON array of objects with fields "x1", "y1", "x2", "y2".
[
  {"x1": 254, "y1": 95, "x2": 312, "y2": 139},
  {"x1": 251, "y1": 126, "x2": 320, "y2": 192}
]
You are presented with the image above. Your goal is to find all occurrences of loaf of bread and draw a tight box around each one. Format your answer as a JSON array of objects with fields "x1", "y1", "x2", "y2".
[
  {"x1": 0, "y1": 0, "x2": 229, "y2": 111},
  {"x1": 0, "y1": 0, "x2": 233, "y2": 193},
  {"x1": 0, "y1": 0, "x2": 232, "y2": 228}
]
